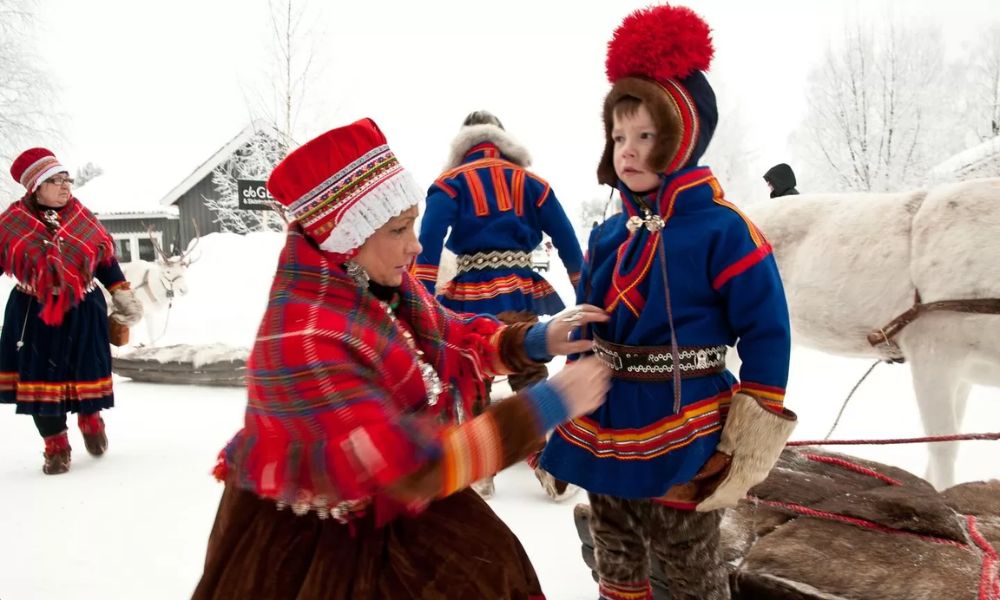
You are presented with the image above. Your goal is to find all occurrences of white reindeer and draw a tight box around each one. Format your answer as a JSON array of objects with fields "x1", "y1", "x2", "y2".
[
  {"x1": 744, "y1": 178, "x2": 1000, "y2": 489},
  {"x1": 107, "y1": 226, "x2": 199, "y2": 346}
]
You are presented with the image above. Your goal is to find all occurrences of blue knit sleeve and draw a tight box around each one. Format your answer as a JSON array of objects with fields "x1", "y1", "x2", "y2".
[
  {"x1": 536, "y1": 183, "x2": 584, "y2": 287},
  {"x1": 523, "y1": 321, "x2": 552, "y2": 362},
  {"x1": 413, "y1": 182, "x2": 457, "y2": 294},
  {"x1": 524, "y1": 380, "x2": 569, "y2": 432}
]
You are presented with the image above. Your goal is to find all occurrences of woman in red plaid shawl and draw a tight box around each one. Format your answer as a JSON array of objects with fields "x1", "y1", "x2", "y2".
[
  {"x1": 1, "y1": 148, "x2": 143, "y2": 475},
  {"x1": 193, "y1": 118, "x2": 611, "y2": 600}
]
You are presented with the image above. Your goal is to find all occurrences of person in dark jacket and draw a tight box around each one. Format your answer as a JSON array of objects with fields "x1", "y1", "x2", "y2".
[{"x1": 763, "y1": 163, "x2": 800, "y2": 197}]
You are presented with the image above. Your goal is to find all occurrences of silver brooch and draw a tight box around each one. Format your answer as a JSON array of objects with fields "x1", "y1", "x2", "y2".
[{"x1": 624, "y1": 213, "x2": 665, "y2": 233}]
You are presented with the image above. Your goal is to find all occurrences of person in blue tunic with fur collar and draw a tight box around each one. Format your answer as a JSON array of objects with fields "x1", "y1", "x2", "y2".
[
  {"x1": 413, "y1": 111, "x2": 584, "y2": 499},
  {"x1": 539, "y1": 6, "x2": 797, "y2": 600}
]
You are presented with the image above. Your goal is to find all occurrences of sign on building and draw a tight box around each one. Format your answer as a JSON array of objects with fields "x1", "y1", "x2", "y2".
[{"x1": 237, "y1": 179, "x2": 276, "y2": 211}]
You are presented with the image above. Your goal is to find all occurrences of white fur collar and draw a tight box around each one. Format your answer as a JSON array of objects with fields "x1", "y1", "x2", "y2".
[{"x1": 444, "y1": 124, "x2": 532, "y2": 170}]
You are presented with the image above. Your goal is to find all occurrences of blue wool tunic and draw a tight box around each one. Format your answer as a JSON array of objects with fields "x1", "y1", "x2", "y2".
[
  {"x1": 413, "y1": 143, "x2": 583, "y2": 316},
  {"x1": 540, "y1": 166, "x2": 791, "y2": 498}
]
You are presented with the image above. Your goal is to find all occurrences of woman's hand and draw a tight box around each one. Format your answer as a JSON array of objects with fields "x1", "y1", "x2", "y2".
[
  {"x1": 546, "y1": 356, "x2": 611, "y2": 419},
  {"x1": 545, "y1": 304, "x2": 609, "y2": 356}
]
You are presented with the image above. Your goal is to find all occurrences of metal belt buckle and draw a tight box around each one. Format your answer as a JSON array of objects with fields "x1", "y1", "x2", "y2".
[
  {"x1": 594, "y1": 344, "x2": 623, "y2": 371},
  {"x1": 696, "y1": 349, "x2": 709, "y2": 369}
]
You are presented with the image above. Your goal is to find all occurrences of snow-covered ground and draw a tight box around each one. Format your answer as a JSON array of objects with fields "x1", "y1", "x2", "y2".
[{"x1": 1, "y1": 232, "x2": 998, "y2": 599}]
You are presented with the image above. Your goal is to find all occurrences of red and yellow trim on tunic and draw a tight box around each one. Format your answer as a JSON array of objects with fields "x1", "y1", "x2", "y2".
[
  {"x1": 433, "y1": 179, "x2": 459, "y2": 199},
  {"x1": 107, "y1": 280, "x2": 131, "y2": 293},
  {"x1": 738, "y1": 381, "x2": 785, "y2": 411},
  {"x1": 554, "y1": 391, "x2": 733, "y2": 461},
  {"x1": 490, "y1": 166, "x2": 512, "y2": 212},
  {"x1": 605, "y1": 233, "x2": 660, "y2": 317},
  {"x1": 463, "y1": 170, "x2": 490, "y2": 217},
  {"x1": 511, "y1": 170, "x2": 526, "y2": 216},
  {"x1": 410, "y1": 264, "x2": 439, "y2": 284},
  {"x1": 710, "y1": 180, "x2": 773, "y2": 290},
  {"x1": 0, "y1": 372, "x2": 114, "y2": 403},
  {"x1": 465, "y1": 142, "x2": 501, "y2": 160},
  {"x1": 656, "y1": 169, "x2": 717, "y2": 221},
  {"x1": 437, "y1": 158, "x2": 515, "y2": 181},
  {"x1": 528, "y1": 173, "x2": 552, "y2": 208},
  {"x1": 710, "y1": 178, "x2": 767, "y2": 247},
  {"x1": 711, "y1": 244, "x2": 773, "y2": 290},
  {"x1": 442, "y1": 275, "x2": 558, "y2": 303},
  {"x1": 440, "y1": 413, "x2": 503, "y2": 496},
  {"x1": 606, "y1": 169, "x2": 718, "y2": 318}
]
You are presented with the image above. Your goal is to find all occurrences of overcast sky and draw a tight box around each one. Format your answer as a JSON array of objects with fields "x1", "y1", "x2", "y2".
[{"x1": 29, "y1": 0, "x2": 999, "y2": 216}]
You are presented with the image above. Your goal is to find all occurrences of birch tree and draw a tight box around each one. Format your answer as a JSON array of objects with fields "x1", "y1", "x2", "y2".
[
  {"x1": 962, "y1": 22, "x2": 1000, "y2": 141},
  {"x1": 792, "y1": 20, "x2": 959, "y2": 192},
  {"x1": 203, "y1": 128, "x2": 288, "y2": 234},
  {"x1": 0, "y1": 0, "x2": 58, "y2": 199}
]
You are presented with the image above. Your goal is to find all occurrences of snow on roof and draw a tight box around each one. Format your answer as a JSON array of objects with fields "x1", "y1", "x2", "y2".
[
  {"x1": 929, "y1": 135, "x2": 1000, "y2": 178},
  {"x1": 157, "y1": 119, "x2": 280, "y2": 207},
  {"x1": 75, "y1": 170, "x2": 179, "y2": 217}
]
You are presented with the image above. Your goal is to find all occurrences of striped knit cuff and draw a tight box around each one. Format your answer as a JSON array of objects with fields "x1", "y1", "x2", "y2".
[
  {"x1": 599, "y1": 579, "x2": 652, "y2": 600},
  {"x1": 524, "y1": 380, "x2": 568, "y2": 432},
  {"x1": 524, "y1": 322, "x2": 553, "y2": 363},
  {"x1": 740, "y1": 382, "x2": 785, "y2": 411}
]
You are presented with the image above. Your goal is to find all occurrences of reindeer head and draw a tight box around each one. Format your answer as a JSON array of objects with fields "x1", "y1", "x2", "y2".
[{"x1": 147, "y1": 221, "x2": 200, "y2": 299}]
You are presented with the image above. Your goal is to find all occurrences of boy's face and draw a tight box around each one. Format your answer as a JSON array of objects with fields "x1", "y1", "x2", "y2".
[{"x1": 611, "y1": 103, "x2": 660, "y2": 194}]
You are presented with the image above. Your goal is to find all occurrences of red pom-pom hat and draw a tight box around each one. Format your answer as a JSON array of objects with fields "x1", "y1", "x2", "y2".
[{"x1": 597, "y1": 4, "x2": 719, "y2": 185}]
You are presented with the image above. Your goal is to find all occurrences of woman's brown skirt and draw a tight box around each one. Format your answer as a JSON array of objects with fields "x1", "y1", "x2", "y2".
[{"x1": 192, "y1": 484, "x2": 545, "y2": 599}]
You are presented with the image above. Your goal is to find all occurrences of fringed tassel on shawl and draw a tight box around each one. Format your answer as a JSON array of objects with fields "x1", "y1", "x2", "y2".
[{"x1": 0, "y1": 197, "x2": 114, "y2": 326}]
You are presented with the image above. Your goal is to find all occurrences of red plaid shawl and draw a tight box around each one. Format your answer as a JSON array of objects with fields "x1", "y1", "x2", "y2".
[
  {"x1": 219, "y1": 227, "x2": 507, "y2": 511},
  {"x1": 0, "y1": 197, "x2": 115, "y2": 325}
]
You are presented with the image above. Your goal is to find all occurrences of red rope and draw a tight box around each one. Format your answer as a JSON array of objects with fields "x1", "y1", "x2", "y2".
[
  {"x1": 749, "y1": 497, "x2": 969, "y2": 549},
  {"x1": 789, "y1": 432, "x2": 1000, "y2": 447},
  {"x1": 967, "y1": 515, "x2": 1000, "y2": 600},
  {"x1": 760, "y1": 452, "x2": 1000, "y2": 599},
  {"x1": 800, "y1": 452, "x2": 902, "y2": 486}
]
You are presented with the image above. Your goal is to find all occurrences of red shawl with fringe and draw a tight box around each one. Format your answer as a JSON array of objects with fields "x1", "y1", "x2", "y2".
[
  {"x1": 219, "y1": 227, "x2": 508, "y2": 514},
  {"x1": 0, "y1": 197, "x2": 115, "y2": 325}
]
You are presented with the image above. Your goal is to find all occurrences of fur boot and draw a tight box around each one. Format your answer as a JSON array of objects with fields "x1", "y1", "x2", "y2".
[
  {"x1": 43, "y1": 431, "x2": 72, "y2": 475},
  {"x1": 534, "y1": 467, "x2": 580, "y2": 501},
  {"x1": 696, "y1": 393, "x2": 796, "y2": 512},
  {"x1": 78, "y1": 412, "x2": 108, "y2": 457},
  {"x1": 472, "y1": 476, "x2": 495, "y2": 499}
]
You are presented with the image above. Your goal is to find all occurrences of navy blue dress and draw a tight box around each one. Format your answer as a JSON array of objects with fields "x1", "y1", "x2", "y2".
[{"x1": 1, "y1": 260, "x2": 125, "y2": 417}]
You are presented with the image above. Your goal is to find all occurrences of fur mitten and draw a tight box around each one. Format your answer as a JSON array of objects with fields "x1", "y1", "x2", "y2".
[
  {"x1": 110, "y1": 286, "x2": 143, "y2": 327},
  {"x1": 696, "y1": 393, "x2": 796, "y2": 512}
]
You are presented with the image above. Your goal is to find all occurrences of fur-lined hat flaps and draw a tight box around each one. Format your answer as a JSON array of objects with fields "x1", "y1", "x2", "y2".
[
  {"x1": 444, "y1": 123, "x2": 532, "y2": 171},
  {"x1": 597, "y1": 77, "x2": 684, "y2": 186}
]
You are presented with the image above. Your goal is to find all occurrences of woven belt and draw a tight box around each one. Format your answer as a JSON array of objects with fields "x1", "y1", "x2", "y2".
[
  {"x1": 455, "y1": 250, "x2": 532, "y2": 274},
  {"x1": 593, "y1": 336, "x2": 727, "y2": 381}
]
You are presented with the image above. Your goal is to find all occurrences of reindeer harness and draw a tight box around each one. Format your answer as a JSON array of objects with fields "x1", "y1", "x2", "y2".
[{"x1": 868, "y1": 290, "x2": 1000, "y2": 360}]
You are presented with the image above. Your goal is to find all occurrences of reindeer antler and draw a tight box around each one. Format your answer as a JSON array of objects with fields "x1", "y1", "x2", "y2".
[
  {"x1": 147, "y1": 225, "x2": 170, "y2": 263},
  {"x1": 180, "y1": 218, "x2": 201, "y2": 265}
]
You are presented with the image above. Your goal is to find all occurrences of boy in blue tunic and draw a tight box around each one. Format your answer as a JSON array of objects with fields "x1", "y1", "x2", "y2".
[{"x1": 539, "y1": 6, "x2": 797, "y2": 599}]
